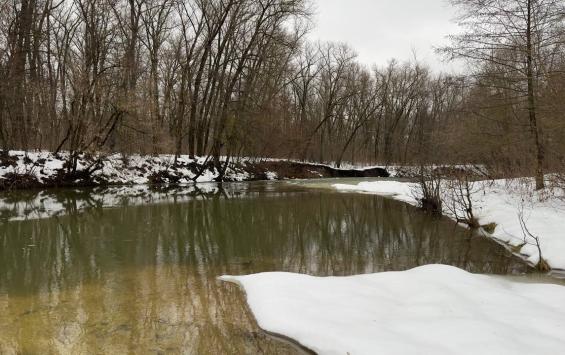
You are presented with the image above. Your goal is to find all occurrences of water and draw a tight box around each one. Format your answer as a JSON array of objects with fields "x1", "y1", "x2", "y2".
[{"x1": 0, "y1": 180, "x2": 554, "y2": 354}]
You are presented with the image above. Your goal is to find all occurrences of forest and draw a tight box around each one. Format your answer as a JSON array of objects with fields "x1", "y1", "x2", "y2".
[
  {"x1": 2, "y1": 2, "x2": 565, "y2": 354},
  {"x1": 1, "y1": 0, "x2": 564, "y2": 188}
]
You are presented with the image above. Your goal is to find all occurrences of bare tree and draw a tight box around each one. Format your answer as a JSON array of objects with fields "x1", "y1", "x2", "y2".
[
  {"x1": 444, "y1": 173, "x2": 481, "y2": 228},
  {"x1": 518, "y1": 205, "x2": 550, "y2": 271},
  {"x1": 441, "y1": 0, "x2": 565, "y2": 190}
]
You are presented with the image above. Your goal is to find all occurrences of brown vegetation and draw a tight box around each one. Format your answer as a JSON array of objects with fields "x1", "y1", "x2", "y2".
[{"x1": 0, "y1": 0, "x2": 563, "y2": 184}]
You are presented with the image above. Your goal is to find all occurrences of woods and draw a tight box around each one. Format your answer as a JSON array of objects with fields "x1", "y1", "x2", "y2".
[
  {"x1": 2, "y1": 2, "x2": 565, "y2": 353},
  {"x1": 0, "y1": 0, "x2": 309, "y2": 159},
  {"x1": 0, "y1": 0, "x2": 564, "y2": 181},
  {"x1": 442, "y1": 0, "x2": 565, "y2": 189}
]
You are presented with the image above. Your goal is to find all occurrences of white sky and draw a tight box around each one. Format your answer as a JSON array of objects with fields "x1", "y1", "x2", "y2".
[{"x1": 308, "y1": 0, "x2": 463, "y2": 72}]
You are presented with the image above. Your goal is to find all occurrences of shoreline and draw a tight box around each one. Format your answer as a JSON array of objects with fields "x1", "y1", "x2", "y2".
[
  {"x1": 0, "y1": 151, "x2": 389, "y2": 192},
  {"x1": 332, "y1": 179, "x2": 565, "y2": 274}
]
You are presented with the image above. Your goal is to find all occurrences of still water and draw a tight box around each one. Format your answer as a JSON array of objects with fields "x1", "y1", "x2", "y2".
[{"x1": 0, "y1": 180, "x2": 545, "y2": 354}]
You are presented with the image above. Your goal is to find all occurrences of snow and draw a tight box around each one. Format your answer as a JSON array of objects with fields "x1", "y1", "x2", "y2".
[
  {"x1": 334, "y1": 180, "x2": 417, "y2": 204},
  {"x1": 265, "y1": 171, "x2": 278, "y2": 180},
  {"x1": 220, "y1": 264, "x2": 565, "y2": 355},
  {"x1": 0, "y1": 151, "x2": 390, "y2": 189},
  {"x1": 332, "y1": 178, "x2": 565, "y2": 271},
  {"x1": 0, "y1": 151, "x2": 255, "y2": 186}
]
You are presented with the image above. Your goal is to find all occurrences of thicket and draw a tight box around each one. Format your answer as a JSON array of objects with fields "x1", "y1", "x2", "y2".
[{"x1": 0, "y1": 0, "x2": 564, "y2": 182}]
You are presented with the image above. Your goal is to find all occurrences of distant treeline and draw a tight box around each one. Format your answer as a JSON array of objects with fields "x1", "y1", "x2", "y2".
[{"x1": 1, "y1": 0, "x2": 564, "y2": 186}]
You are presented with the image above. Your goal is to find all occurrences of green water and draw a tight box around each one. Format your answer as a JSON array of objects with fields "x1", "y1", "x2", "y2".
[{"x1": 0, "y1": 181, "x2": 542, "y2": 354}]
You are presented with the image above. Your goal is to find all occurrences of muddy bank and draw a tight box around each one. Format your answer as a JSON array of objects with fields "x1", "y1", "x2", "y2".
[
  {"x1": 245, "y1": 161, "x2": 389, "y2": 180},
  {"x1": 0, "y1": 151, "x2": 389, "y2": 192}
]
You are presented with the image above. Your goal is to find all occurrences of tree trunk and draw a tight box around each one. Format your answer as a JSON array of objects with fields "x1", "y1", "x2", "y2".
[{"x1": 526, "y1": 0, "x2": 545, "y2": 190}]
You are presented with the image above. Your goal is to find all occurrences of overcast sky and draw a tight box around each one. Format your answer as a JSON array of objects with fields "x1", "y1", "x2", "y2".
[{"x1": 308, "y1": 0, "x2": 462, "y2": 72}]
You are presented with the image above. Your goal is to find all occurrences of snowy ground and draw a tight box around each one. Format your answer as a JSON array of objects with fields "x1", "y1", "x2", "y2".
[
  {"x1": 0, "y1": 151, "x2": 255, "y2": 186},
  {"x1": 0, "y1": 151, "x2": 391, "y2": 191},
  {"x1": 220, "y1": 265, "x2": 565, "y2": 355},
  {"x1": 332, "y1": 178, "x2": 565, "y2": 271}
]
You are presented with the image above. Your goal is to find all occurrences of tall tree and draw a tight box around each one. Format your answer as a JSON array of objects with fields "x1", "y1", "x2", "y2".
[{"x1": 442, "y1": 0, "x2": 565, "y2": 189}]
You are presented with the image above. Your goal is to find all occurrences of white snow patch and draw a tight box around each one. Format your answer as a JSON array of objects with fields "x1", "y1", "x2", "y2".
[
  {"x1": 0, "y1": 151, "x2": 270, "y2": 186},
  {"x1": 220, "y1": 265, "x2": 565, "y2": 355},
  {"x1": 195, "y1": 169, "x2": 218, "y2": 183},
  {"x1": 265, "y1": 171, "x2": 278, "y2": 180},
  {"x1": 334, "y1": 181, "x2": 418, "y2": 204}
]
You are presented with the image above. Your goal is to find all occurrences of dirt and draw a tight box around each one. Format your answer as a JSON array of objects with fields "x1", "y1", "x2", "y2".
[{"x1": 244, "y1": 161, "x2": 389, "y2": 180}]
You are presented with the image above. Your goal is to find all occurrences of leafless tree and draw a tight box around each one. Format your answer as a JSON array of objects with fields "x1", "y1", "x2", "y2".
[
  {"x1": 441, "y1": 0, "x2": 565, "y2": 189},
  {"x1": 518, "y1": 205, "x2": 550, "y2": 271},
  {"x1": 443, "y1": 173, "x2": 481, "y2": 228}
]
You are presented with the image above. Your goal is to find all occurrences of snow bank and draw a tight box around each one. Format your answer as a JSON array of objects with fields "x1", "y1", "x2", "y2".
[
  {"x1": 334, "y1": 181, "x2": 418, "y2": 204},
  {"x1": 0, "y1": 151, "x2": 267, "y2": 188},
  {"x1": 0, "y1": 151, "x2": 389, "y2": 190},
  {"x1": 220, "y1": 265, "x2": 565, "y2": 355},
  {"x1": 332, "y1": 179, "x2": 565, "y2": 270}
]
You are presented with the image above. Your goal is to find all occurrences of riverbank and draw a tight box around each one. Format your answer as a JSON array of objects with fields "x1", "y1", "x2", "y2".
[
  {"x1": 332, "y1": 178, "x2": 565, "y2": 272},
  {"x1": 0, "y1": 151, "x2": 389, "y2": 191}
]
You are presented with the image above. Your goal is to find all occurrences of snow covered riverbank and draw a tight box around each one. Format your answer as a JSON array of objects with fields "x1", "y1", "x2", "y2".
[
  {"x1": 220, "y1": 265, "x2": 565, "y2": 355},
  {"x1": 333, "y1": 179, "x2": 565, "y2": 271},
  {"x1": 0, "y1": 151, "x2": 389, "y2": 191}
]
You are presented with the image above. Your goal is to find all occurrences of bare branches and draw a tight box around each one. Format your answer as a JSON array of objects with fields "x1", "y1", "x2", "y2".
[
  {"x1": 415, "y1": 166, "x2": 443, "y2": 215},
  {"x1": 441, "y1": 0, "x2": 565, "y2": 189},
  {"x1": 518, "y1": 204, "x2": 550, "y2": 271},
  {"x1": 0, "y1": 0, "x2": 562, "y2": 179},
  {"x1": 443, "y1": 173, "x2": 481, "y2": 228}
]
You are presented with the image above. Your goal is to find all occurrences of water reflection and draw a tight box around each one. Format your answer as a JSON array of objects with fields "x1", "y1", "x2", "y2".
[{"x1": 0, "y1": 182, "x2": 531, "y2": 353}]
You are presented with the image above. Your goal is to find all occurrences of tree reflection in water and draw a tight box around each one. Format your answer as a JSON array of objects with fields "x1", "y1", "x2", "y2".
[{"x1": 0, "y1": 182, "x2": 530, "y2": 353}]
